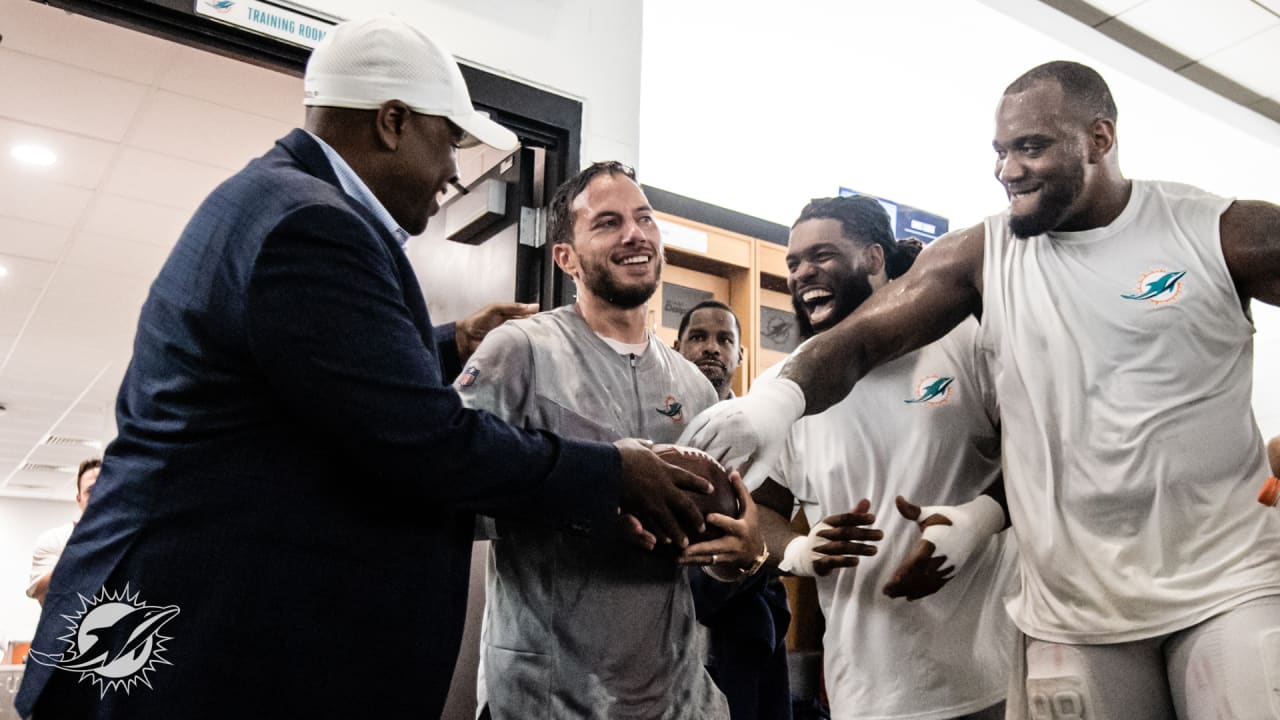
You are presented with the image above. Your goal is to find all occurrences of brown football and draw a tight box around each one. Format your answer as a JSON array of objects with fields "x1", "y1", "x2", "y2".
[{"x1": 653, "y1": 443, "x2": 740, "y2": 543}]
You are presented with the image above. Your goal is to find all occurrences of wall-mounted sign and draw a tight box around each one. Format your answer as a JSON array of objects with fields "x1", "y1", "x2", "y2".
[
  {"x1": 195, "y1": 1, "x2": 337, "y2": 49},
  {"x1": 837, "y1": 187, "x2": 949, "y2": 244},
  {"x1": 655, "y1": 218, "x2": 709, "y2": 255},
  {"x1": 661, "y1": 282, "x2": 713, "y2": 330},
  {"x1": 759, "y1": 306, "x2": 800, "y2": 353}
]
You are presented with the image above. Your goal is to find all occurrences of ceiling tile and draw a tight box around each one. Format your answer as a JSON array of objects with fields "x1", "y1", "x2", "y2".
[
  {"x1": 42, "y1": 264, "x2": 147, "y2": 310},
  {"x1": 160, "y1": 44, "x2": 304, "y2": 126},
  {"x1": 0, "y1": 487, "x2": 73, "y2": 502},
  {"x1": 102, "y1": 148, "x2": 234, "y2": 211},
  {"x1": 0, "y1": 217, "x2": 72, "y2": 262},
  {"x1": 1116, "y1": 0, "x2": 1279, "y2": 61},
  {"x1": 1252, "y1": 97, "x2": 1280, "y2": 125},
  {"x1": 63, "y1": 231, "x2": 171, "y2": 282},
  {"x1": 1094, "y1": 16, "x2": 1192, "y2": 69},
  {"x1": 0, "y1": 254, "x2": 56, "y2": 292},
  {"x1": 0, "y1": 376, "x2": 79, "y2": 400},
  {"x1": 0, "y1": 172, "x2": 94, "y2": 227},
  {"x1": 82, "y1": 194, "x2": 191, "y2": 248},
  {"x1": 28, "y1": 443, "x2": 105, "y2": 469},
  {"x1": 0, "y1": 313, "x2": 28, "y2": 341},
  {"x1": 0, "y1": 118, "x2": 119, "y2": 190},
  {"x1": 3, "y1": 467, "x2": 77, "y2": 490},
  {"x1": 1, "y1": 341, "x2": 108, "y2": 388},
  {"x1": 0, "y1": 286, "x2": 39, "y2": 336},
  {"x1": 126, "y1": 91, "x2": 292, "y2": 171},
  {"x1": 1198, "y1": 26, "x2": 1280, "y2": 99},
  {"x1": 24, "y1": 293, "x2": 138, "y2": 351},
  {"x1": 0, "y1": 0, "x2": 181, "y2": 84},
  {"x1": 1178, "y1": 63, "x2": 1263, "y2": 106},
  {"x1": 48, "y1": 403, "x2": 113, "y2": 441},
  {"x1": 0, "y1": 49, "x2": 151, "y2": 143},
  {"x1": 1087, "y1": 0, "x2": 1150, "y2": 14}
]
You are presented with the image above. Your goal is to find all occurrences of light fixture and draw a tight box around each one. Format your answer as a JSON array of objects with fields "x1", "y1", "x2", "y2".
[
  {"x1": 0, "y1": 265, "x2": 8, "y2": 278},
  {"x1": 11, "y1": 144, "x2": 56, "y2": 166}
]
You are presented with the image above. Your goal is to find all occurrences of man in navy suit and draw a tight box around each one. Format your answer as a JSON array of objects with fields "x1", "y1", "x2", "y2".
[{"x1": 17, "y1": 16, "x2": 709, "y2": 719}]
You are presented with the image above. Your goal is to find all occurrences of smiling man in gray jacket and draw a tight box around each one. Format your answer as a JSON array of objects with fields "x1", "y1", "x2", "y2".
[{"x1": 457, "y1": 161, "x2": 765, "y2": 719}]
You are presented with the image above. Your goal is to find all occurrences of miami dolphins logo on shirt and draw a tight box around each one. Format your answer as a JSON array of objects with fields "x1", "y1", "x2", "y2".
[
  {"x1": 905, "y1": 376, "x2": 954, "y2": 406},
  {"x1": 655, "y1": 395, "x2": 684, "y2": 422},
  {"x1": 1121, "y1": 269, "x2": 1186, "y2": 305}
]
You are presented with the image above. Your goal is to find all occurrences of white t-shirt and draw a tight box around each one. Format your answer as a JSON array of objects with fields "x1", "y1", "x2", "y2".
[
  {"x1": 770, "y1": 318, "x2": 1018, "y2": 720},
  {"x1": 26, "y1": 522, "x2": 74, "y2": 598},
  {"x1": 980, "y1": 179, "x2": 1280, "y2": 643}
]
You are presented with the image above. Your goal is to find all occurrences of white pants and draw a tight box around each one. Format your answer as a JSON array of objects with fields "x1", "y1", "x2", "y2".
[{"x1": 1021, "y1": 595, "x2": 1280, "y2": 719}]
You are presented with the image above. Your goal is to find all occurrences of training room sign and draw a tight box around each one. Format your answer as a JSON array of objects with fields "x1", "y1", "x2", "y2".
[{"x1": 195, "y1": 0, "x2": 337, "y2": 49}]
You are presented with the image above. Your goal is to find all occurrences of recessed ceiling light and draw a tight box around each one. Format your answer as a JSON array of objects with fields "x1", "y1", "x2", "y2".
[
  {"x1": 0, "y1": 265, "x2": 8, "y2": 278},
  {"x1": 12, "y1": 144, "x2": 57, "y2": 166}
]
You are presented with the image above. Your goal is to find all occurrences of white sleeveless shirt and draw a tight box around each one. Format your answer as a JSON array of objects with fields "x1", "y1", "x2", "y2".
[{"x1": 979, "y1": 179, "x2": 1280, "y2": 643}]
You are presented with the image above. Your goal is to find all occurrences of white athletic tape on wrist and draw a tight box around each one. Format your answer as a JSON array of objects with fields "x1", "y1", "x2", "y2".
[
  {"x1": 919, "y1": 495, "x2": 1003, "y2": 572},
  {"x1": 779, "y1": 521, "x2": 833, "y2": 577}
]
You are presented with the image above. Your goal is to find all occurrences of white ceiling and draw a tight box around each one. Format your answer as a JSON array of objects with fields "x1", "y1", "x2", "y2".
[
  {"x1": 0, "y1": 0, "x2": 503, "y2": 502},
  {"x1": 3, "y1": 0, "x2": 1280, "y2": 501},
  {"x1": 1047, "y1": 0, "x2": 1280, "y2": 120},
  {"x1": 0, "y1": 0, "x2": 302, "y2": 500}
]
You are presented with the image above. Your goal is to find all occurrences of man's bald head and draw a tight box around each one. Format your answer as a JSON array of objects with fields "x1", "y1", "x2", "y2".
[{"x1": 1004, "y1": 60, "x2": 1117, "y2": 126}]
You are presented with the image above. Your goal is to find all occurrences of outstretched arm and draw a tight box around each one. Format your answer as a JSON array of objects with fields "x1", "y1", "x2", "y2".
[
  {"x1": 783, "y1": 223, "x2": 986, "y2": 414},
  {"x1": 680, "y1": 225, "x2": 986, "y2": 480}
]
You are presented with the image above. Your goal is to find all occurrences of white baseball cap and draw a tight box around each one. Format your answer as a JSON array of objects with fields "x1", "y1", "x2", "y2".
[{"x1": 303, "y1": 15, "x2": 518, "y2": 152}]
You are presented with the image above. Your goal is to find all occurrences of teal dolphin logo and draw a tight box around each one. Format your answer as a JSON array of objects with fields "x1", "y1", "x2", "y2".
[
  {"x1": 28, "y1": 585, "x2": 179, "y2": 696},
  {"x1": 203, "y1": 0, "x2": 235, "y2": 11},
  {"x1": 906, "y1": 376, "x2": 954, "y2": 405},
  {"x1": 655, "y1": 395, "x2": 684, "y2": 422},
  {"x1": 1122, "y1": 270, "x2": 1185, "y2": 303}
]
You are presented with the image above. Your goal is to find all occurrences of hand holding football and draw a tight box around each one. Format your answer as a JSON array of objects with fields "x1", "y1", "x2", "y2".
[{"x1": 653, "y1": 444, "x2": 740, "y2": 543}]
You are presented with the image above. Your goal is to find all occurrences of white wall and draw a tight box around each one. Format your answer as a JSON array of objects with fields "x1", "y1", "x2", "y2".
[
  {"x1": 295, "y1": 0, "x2": 645, "y2": 168},
  {"x1": 0, "y1": 498, "x2": 78, "y2": 651}
]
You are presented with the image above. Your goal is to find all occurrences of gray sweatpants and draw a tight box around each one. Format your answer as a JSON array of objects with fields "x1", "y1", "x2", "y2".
[{"x1": 1013, "y1": 594, "x2": 1280, "y2": 719}]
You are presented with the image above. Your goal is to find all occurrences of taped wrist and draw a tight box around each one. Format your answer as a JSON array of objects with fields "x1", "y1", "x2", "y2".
[
  {"x1": 919, "y1": 495, "x2": 1003, "y2": 572},
  {"x1": 779, "y1": 521, "x2": 833, "y2": 577}
]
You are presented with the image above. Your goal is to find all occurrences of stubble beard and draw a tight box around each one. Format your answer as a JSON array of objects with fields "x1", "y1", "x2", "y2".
[
  {"x1": 1009, "y1": 164, "x2": 1086, "y2": 239},
  {"x1": 579, "y1": 254, "x2": 663, "y2": 309}
]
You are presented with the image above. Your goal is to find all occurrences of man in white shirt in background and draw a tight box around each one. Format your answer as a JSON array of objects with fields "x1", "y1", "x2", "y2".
[{"x1": 26, "y1": 458, "x2": 100, "y2": 605}]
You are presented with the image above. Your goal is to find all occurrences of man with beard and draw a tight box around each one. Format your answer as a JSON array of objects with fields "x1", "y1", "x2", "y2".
[
  {"x1": 746, "y1": 195, "x2": 1016, "y2": 720},
  {"x1": 674, "y1": 302, "x2": 792, "y2": 719},
  {"x1": 457, "y1": 161, "x2": 765, "y2": 719},
  {"x1": 675, "y1": 301, "x2": 744, "y2": 400},
  {"x1": 682, "y1": 60, "x2": 1280, "y2": 718}
]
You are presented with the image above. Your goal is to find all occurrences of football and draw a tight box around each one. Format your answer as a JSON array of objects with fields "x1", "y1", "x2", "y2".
[{"x1": 653, "y1": 443, "x2": 740, "y2": 543}]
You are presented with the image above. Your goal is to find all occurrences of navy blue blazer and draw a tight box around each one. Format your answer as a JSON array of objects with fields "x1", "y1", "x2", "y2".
[{"x1": 17, "y1": 129, "x2": 620, "y2": 719}]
